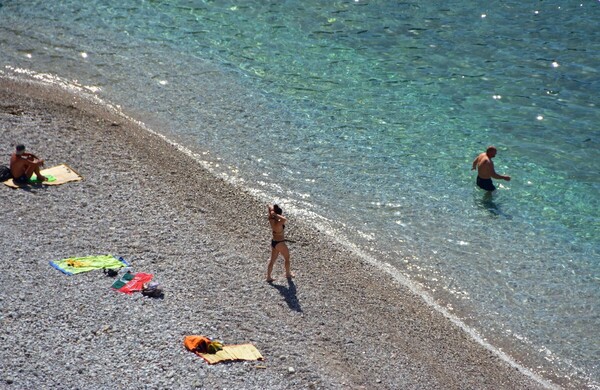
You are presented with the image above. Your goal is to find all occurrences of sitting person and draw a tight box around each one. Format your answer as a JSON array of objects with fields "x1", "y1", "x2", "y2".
[{"x1": 10, "y1": 144, "x2": 47, "y2": 183}]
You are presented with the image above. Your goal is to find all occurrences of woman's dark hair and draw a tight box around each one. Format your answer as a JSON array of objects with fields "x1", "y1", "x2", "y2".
[{"x1": 273, "y1": 204, "x2": 283, "y2": 215}]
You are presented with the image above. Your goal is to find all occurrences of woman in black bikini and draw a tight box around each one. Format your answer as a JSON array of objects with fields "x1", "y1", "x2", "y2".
[{"x1": 266, "y1": 204, "x2": 293, "y2": 282}]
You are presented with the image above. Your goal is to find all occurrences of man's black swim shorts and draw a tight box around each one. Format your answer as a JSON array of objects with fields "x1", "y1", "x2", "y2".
[{"x1": 477, "y1": 176, "x2": 496, "y2": 192}]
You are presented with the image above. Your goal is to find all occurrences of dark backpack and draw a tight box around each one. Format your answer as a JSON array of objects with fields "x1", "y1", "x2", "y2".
[{"x1": 0, "y1": 165, "x2": 12, "y2": 182}]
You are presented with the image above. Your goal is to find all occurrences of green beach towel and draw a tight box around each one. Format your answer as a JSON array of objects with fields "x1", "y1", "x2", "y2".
[
  {"x1": 50, "y1": 255, "x2": 129, "y2": 275},
  {"x1": 29, "y1": 173, "x2": 57, "y2": 183}
]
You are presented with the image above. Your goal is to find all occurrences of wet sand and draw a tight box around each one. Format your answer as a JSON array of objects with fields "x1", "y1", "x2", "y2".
[{"x1": 0, "y1": 77, "x2": 557, "y2": 389}]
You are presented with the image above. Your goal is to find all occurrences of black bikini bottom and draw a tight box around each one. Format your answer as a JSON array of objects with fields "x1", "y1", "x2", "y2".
[{"x1": 271, "y1": 239, "x2": 285, "y2": 249}]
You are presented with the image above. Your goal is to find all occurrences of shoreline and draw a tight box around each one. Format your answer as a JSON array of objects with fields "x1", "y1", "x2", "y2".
[{"x1": 0, "y1": 77, "x2": 566, "y2": 389}]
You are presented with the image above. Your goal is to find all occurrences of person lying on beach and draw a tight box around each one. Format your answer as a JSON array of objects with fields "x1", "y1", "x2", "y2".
[
  {"x1": 10, "y1": 144, "x2": 47, "y2": 183},
  {"x1": 471, "y1": 145, "x2": 510, "y2": 192},
  {"x1": 266, "y1": 204, "x2": 293, "y2": 282}
]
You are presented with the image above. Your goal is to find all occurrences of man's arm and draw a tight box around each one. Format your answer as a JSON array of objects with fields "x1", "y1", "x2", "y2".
[
  {"x1": 267, "y1": 204, "x2": 276, "y2": 220},
  {"x1": 472, "y1": 153, "x2": 483, "y2": 171},
  {"x1": 19, "y1": 152, "x2": 43, "y2": 165},
  {"x1": 491, "y1": 169, "x2": 511, "y2": 181}
]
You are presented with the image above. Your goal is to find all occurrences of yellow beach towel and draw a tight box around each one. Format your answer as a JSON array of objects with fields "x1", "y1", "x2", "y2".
[
  {"x1": 4, "y1": 164, "x2": 82, "y2": 188},
  {"x1": 184, "y1": 335, "x2": 264, "y2": 364}
]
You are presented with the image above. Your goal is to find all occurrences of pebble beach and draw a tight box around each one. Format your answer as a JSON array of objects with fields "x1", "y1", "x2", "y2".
[{"x1": 0, "y1": 78, "x2": 557, "y2": 389}]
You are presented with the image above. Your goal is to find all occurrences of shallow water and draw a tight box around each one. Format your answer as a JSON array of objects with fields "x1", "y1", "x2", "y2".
[{"x1": 1, "y1": 1, "x2": 598, "y2": 386}]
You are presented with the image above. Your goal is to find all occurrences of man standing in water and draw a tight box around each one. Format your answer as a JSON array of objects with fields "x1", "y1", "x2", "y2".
[{"x1": 471, "y1": 146, "x2": 510, "y2": 192}]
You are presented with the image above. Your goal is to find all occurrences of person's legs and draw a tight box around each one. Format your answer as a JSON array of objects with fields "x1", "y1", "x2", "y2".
[
  {"x1": 33, "y1": 165, "x2": 47, "y2": 181},
  {"x1": 279, "y1": 243, "x2": 293, "y2": 278},
  {"x1": 24, "y1": 161, "x2": 47, "y2": 181},
  {"x1": 266, "y1": 248, "x2": 279, "y2": 282},
  {"x1": 32, "y1": 162, "x2": 47, "y2": 181},
  {"x1": 24, "y1": 162, "x2": 36, "y2": 179}
]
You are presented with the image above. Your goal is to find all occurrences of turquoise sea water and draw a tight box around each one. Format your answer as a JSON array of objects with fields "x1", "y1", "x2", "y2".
[{"x1": 1, "y1": 1, "x2": 598, "y2": 386}]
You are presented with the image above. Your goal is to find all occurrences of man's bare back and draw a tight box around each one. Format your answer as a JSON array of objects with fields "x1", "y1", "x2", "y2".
[
  {"x1": 473, "y1": 152, "x2": 494, "y2": 179},
  {"x1": 471, "y1": 146, "x2": 510, "y2": 191}
]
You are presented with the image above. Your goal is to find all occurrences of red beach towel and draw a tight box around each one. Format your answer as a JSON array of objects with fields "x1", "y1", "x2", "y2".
[{"x1": 112, "y1": 272, "x2": 154, "y2": 294}]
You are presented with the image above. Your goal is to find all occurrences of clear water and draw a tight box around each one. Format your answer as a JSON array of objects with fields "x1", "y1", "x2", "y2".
[{"x1": 1, "y1": 1, "x2": 598, "y2": 386}]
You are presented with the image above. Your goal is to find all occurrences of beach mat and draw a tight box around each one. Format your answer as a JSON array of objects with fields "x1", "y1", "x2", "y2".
[
  {"x1": 184, "y1": 335, "x2": 264, "y2": 364},
  {"x1": 111, "y1": 272, "x2": 153, "y2": 294},
  {"x1": 3, "y1": 164, "x2": 82, "y2": 188},
  {"x1": 50, "y1": 255, "x2": 129, "y2": 275}
]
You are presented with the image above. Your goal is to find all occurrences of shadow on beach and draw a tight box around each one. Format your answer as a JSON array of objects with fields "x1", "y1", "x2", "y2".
[
  {"x1": 6, "y1": 183, "x2": 48, "y2": 193},
  {"x1": 269, "y1": 278, "x2": 302, "y2": 312}
]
